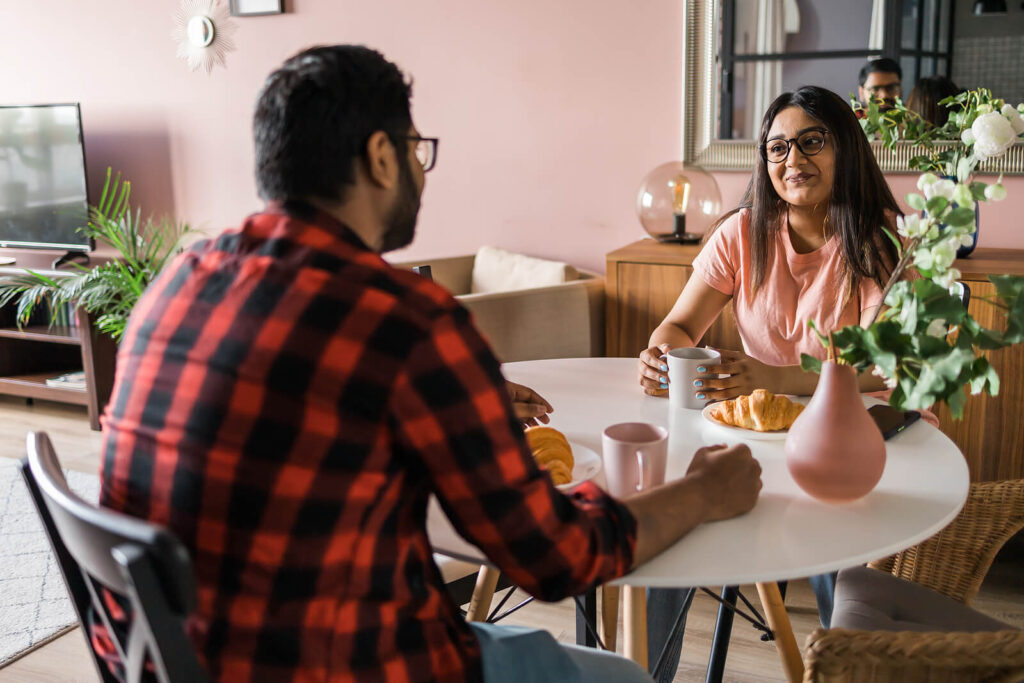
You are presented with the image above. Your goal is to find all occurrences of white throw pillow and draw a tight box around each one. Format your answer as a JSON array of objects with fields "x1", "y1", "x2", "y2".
[{"x1": 470, "y1": 246, "x2": 579, "y2": 294}]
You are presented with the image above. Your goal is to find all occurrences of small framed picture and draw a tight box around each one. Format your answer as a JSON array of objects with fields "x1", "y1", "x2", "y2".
[{"x1": 230, "y1": 0, "x2": 284, "y2": 16}]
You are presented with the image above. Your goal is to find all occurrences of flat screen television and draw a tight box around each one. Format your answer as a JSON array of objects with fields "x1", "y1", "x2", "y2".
[{"x1": 0, "y1": 103, "x2": 91, "y2": 252}]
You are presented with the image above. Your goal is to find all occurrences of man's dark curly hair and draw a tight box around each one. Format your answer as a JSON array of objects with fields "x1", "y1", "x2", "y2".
[{"x1": 253, "y1": 45, "x2": 412, "y2": 202}]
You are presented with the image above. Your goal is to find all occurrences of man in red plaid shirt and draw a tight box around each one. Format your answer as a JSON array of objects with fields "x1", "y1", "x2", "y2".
[{"x1": 99, "y1": 45, "x2": 761, "y2": 682}]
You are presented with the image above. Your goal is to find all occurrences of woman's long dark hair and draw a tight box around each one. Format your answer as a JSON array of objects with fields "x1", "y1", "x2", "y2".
[{"x1": 709, "y1": 86, "x2": 900, "y2": 298}]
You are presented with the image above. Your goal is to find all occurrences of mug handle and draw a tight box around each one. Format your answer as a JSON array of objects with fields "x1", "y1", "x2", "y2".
[{"x1": 635, "y1": 449, "x2": 648, "y2": 492}]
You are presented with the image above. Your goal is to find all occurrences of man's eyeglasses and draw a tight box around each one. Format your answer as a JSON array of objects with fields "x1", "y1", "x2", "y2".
[
  {"x1": 760, "y1": 128, "x2": 829, "y2": 164},
  {"x1": 866, "y1": 83, "x2": 901, "y2": 98},
  {"x1": 403, "y1": 135, "x2": 439, "y2": 172}
]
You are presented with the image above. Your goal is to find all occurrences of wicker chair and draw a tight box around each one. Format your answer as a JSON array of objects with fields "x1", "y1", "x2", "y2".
[{"x1": 803, "y1": 479, "x2": 1024, "y2": 683}]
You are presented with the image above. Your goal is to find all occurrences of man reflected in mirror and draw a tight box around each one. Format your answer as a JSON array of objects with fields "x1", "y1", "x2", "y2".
[{"x1": 858, "y1": 58, "x2": 903, "y2": 112}]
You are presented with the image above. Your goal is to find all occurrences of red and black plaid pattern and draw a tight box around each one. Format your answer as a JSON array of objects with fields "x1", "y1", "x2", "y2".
[{"x1": 98, "y1": 202, "x2": 637, "y2": 682}]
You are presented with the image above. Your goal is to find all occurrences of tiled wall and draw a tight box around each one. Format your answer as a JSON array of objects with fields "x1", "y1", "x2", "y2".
[{"x1": 953, "y1": 35, "x2": 1024, "y2": 106}]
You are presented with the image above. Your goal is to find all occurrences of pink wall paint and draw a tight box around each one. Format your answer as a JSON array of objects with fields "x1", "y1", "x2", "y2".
[
  {"x1": 1, "y1": 0, "x2": 684, "y2": 272},
  {"x1": 1, "y1": 1, "x2": 1019, "y2": 275}
]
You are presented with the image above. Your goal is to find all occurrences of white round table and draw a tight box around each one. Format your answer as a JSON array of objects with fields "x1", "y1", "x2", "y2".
[{"x1": 428, "y1": 358, "x2": 969, "y2": 681}]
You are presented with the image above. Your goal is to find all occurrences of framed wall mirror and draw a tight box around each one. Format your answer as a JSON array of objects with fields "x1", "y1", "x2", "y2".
[{"x1": 682, "y1": 0, "x2": 1024, "y2": 174}]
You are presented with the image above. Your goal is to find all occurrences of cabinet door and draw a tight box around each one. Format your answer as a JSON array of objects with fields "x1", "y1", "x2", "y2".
[
  {"x1": 934, "y1": 280, "x2": 1024, "y2": 481},
  {"x1": 607, "y1": 262, "x2": 743, "y2": 357}
]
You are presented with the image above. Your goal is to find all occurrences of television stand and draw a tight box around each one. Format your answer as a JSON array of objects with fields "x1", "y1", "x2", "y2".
[
  {"x1": 0, "y1": 252, "x2": 116, "y2": 430},
  {"x1": 51, "y1": 250, "x2": 91, "y2": 270}
]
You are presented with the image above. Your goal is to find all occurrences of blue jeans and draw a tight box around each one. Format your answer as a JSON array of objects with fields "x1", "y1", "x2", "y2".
[
  {"x1": 646, "y1": 588, "x2": 694, "y2": 683},
  {"x1": 470, "y1": 622, "x2": 653, "y2": 682},
  {"x1": 809, "y1": 571, "x2": 838, "y2": 628}
]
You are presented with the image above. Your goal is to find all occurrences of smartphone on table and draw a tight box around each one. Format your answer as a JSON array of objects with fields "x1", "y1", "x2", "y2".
[{"x1": 868, "y1": 405, "x2": 921, "y2": 440}]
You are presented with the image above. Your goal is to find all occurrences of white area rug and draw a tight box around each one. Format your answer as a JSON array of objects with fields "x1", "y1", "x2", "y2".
[{"x1": 0, "y1": 458, "x2": 99, "y2": 666}]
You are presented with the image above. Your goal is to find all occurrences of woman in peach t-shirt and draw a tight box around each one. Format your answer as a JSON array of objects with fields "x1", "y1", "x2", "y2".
[{"x1": 637, "y1": 86, "x2": 902, "y2": 683}]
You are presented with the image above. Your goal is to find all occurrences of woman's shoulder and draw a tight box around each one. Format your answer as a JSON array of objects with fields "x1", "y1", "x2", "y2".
[{"x1": 706, "y1": 208, "x2": 750, "y2": 243}]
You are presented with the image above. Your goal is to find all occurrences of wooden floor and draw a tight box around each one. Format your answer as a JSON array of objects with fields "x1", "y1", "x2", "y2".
[{"x1": 1, "y1": 395, "x2": 1022, "y2": 682}]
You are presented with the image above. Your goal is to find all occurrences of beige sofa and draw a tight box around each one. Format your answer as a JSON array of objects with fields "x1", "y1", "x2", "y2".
[{"x1": 393, "y1": 254, "x2": 604, "y2": 362}]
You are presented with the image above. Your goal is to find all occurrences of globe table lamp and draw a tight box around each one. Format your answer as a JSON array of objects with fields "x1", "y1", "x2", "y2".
[{"x1": 636, "y1": 162, "x2": 722, "y2": 243}]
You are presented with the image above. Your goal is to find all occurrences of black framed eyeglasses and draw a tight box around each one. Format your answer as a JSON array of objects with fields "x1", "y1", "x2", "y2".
[
  {"x1": 760, "y1": 128, "x2": 829, "y2": 164},
  {"x1": 866, "y1": 83, "x2": 902, "y2": 98},
  {"x1": 403, "y1": 135, "x2": 439, "y2": 172}
]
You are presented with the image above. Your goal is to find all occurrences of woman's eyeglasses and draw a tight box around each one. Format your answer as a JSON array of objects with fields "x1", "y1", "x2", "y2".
[
  {"x1": 760, "y1": 129, "x2": 829, "y2": 164},
  {"x1": 403, "y1": 135, "x2": 439, "y2": 172}
]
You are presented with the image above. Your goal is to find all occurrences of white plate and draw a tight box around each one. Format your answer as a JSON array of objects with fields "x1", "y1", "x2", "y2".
[
  {"x1": 700, "y1": 396, "x2": 807, "y2": 441},
  {"x1": 556, "y1": 442, "x2": 603, "y2": 490}
]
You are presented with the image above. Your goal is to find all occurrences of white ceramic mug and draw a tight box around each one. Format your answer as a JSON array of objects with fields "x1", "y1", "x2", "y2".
[
  {"x1": 602, "y1": 422, "x2": 668, "y2": 498},
  {"x1": 666, "y1": 347, "x2": 721, "y2": 410}
]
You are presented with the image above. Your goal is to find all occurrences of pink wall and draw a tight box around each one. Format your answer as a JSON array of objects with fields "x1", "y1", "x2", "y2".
[
  {"x1": 1, "y1": 0, "x2": 684, "y2": 273},
  {"x1": 1, "y1": 1, "x2": 1019, "y2": 275}
]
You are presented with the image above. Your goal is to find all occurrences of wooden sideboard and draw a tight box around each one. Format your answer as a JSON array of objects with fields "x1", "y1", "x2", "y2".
[{"x1": 606, "y1": 239, "x2": 1024, "y2": 483}]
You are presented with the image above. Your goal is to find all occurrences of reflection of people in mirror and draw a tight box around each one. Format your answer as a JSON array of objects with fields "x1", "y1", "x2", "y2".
[
  {"x1": 907, "y1": 75, "x2": 962, "y2": 127},
  {"x1": 857, "y1": 58, "x2": 903, "y2": 111}
]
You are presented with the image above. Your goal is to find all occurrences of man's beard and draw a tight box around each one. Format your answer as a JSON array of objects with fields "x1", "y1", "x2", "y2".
[{"x1": 378, "y1": 156, "x2": 420, "y2": 253}]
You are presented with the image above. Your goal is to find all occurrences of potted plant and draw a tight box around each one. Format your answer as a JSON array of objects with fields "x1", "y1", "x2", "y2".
[{"x1": 0, "y1": 168, "x2": 193, "y2": 342}]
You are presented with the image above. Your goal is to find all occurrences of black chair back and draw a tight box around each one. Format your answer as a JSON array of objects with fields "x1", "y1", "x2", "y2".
[{"x1": 20, "y1": 431, "x2": 207, "y2": 683}]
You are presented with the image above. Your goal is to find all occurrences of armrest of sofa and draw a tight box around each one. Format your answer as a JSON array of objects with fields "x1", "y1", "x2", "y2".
[
  {"x1": 389, "y1": 256, "x2": 605, "y2": 362},
  {"x1": 458, "y1": 271, "x2": 605, "y2": 362}
]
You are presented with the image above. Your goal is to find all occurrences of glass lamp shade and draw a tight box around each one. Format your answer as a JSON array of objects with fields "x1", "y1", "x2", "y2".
[{"x1": 636, "y1": 162, "x2": 722, "y2": 243}]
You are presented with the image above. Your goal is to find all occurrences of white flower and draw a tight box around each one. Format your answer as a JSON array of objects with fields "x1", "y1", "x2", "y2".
[
  {"x1": 896, "y1": 213, "x2": 929, "y2": 239},
  {"x1": 915, "y1": 247, "x2": 934, "y2": 271},
  {"x1": 925, "y1": 318, "x2": 948, "y2": 337},
  {"x1": 961, "y1": 129, "x2": 975, "y2": 145},
  {"x1": 933, "y1": 267, "x2": 962, "y2": 290},
  {"x1": 917, "y1": 172, "x2": 941, "y2": 192},
  {"x1": 958, "y1": 232, "x2": 976, "y2": 248},
  {"x1": 923, "y1": 178, "x2": 956, "y2": 201},
  {"x1": 971, "y1": 112, "x2": 1017, "y2": 160},
  {"x1": 952, "y1": 183, "x2": 975, "y2": 210},
  {"x1": 932, "y1": 239, "x2": 959, "y2": 271},
  {"x1": 872, "y1": 365, "x2": 898, "y2": 390},
  {"x1": 1001, "y1": 104, "x2": 1024, "y2": 135},
  {"x1": 985, "y1": 183, "x2": 1007, "y2": 201},
  {"x1": 977, "y1": 103, "x2": 994, "y2": 115}
]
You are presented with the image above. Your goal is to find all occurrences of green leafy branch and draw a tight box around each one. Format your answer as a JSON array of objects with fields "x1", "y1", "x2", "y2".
[{"x1": 0, "y1": 168, "x2": 193, "y2": 341}]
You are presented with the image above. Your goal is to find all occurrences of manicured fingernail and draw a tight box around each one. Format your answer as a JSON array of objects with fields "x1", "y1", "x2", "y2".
[
  {"x1": 659, "y1": 376, "x2": 667, "y2": 383},
  {"x1": 660, "y1": 364, "x2": 668, "y2": 371},
  {"x1": 693, "y1": 379, "x2": 703, "y2": 387},
  {"x1": 660, "y1": 383, "x2": 668, "y2": 389},
  {"x1": 696, "y1": 393, "x2": 706, "y2": 399},
  {"x1": 697, "y1": 366, "x2": 706, "y2": 373}
]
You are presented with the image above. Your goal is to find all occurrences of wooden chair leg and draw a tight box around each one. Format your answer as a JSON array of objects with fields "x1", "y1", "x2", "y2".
[
  {"x1": 755, "y1": 582, "x2": 804, "y2": 683},
  {"x1": 623, "y1": 585, "x2": 648, "y2": 669},
  {"x1": 467, "y1": 566, "x2": 500, "y2": 622},
  {"x1": 601, "y1": 584, "x2": 620, "y2": 652}
]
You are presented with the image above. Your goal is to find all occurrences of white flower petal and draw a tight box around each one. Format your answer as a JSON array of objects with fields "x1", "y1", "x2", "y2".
[{"x1": 985, "y1": 183, "x2": 1007, "y2": 201}]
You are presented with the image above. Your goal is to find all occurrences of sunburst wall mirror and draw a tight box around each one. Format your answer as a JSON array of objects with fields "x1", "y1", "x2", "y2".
[{"x1": 172, "y1": 0, "x2": 237, "y2": 73}]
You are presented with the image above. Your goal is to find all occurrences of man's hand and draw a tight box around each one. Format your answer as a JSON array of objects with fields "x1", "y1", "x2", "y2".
[
  {"x1": 685, "y1": 443, "x2": 762, "y2": 523},
  {"x1": 506, "y1": 381, "x2": 553, "y2": 427}
]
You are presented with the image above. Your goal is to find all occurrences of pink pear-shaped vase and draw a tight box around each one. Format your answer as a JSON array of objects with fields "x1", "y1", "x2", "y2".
[{"x1": 785, "y1": 361, "x2": 886, "y2": 503}]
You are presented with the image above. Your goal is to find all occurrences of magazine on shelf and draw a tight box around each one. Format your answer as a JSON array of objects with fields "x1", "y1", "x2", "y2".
[{"x1": 45, "y1": 370, "x2": 86, "y2": 390}]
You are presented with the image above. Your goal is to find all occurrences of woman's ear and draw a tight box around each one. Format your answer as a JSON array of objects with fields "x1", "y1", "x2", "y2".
[{"x1": 363, "y1": 131, "x2": 399, "y2": 190}]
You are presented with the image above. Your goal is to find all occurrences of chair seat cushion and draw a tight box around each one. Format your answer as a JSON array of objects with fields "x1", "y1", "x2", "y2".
[
  {"x1": 470, "y1": 246, "x2": 578, "y2": 294},
  {"x1": 832, "y1": 566, "x2": 1015, "y2": 632}
]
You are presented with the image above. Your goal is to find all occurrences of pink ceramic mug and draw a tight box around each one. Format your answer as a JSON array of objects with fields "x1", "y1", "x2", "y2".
[{"x1": 602, "y1": 422, "x2": 669, "y2": 499}]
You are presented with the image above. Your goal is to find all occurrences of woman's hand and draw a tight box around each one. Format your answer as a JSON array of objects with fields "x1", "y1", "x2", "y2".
[
  {"x1": 693, "y1": 348, "x2": 780, "y2": 401},
  {"x1": 506, "y1": 381, "x2": 553, "y2": 427},
  {"x1": 638, "y1": 343, "x2": 672, "y2": 396}
]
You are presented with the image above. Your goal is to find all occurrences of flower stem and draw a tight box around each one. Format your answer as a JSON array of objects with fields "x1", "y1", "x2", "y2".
[{"x1": 867, "y1": 236, "x2": 922, "y2": 327}]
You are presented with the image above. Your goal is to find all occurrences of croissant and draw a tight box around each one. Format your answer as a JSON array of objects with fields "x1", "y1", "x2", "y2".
[
  {"x1": 708, "y1": 389, "x2": 804, "y2": 432},
  {"x1": 525, "y1": 426, "x2": 575, "y2": 485}
]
